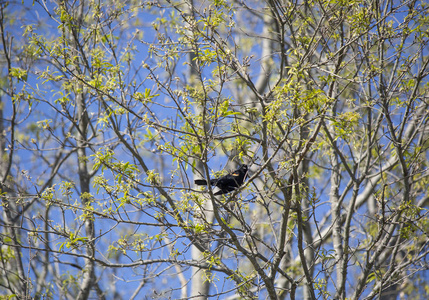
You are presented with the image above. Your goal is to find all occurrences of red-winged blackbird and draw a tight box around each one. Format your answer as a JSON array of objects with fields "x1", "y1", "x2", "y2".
[{"x1": 194, "y1": 165, "x2": 248, "y2": 195}]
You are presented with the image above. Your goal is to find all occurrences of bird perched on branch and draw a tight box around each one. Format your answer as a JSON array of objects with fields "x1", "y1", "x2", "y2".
[{"x1": 194, "y1": 165, "x2": 248, "y2": 195}]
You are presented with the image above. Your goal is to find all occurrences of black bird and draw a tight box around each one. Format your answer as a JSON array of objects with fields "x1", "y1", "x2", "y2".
[{"x1": 194, "y1": 165, "x2": 248, "y2": 195}]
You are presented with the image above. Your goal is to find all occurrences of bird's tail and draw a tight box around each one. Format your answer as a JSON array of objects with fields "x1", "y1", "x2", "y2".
[{"x1": 194, "y1": 179, "x2": 208, "y2": 185}]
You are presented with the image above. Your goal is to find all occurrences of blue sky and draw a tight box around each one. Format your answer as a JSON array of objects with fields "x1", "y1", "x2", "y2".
[{"x1": 2, "y1": 1, "x2": 429, "y2": 299}]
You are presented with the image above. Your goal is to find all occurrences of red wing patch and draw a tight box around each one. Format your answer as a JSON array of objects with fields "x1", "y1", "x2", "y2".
[{"x1": 232, "y1": 172, "x2": 239, "y2": 176}]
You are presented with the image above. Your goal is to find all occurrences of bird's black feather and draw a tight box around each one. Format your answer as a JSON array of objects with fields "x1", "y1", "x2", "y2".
[{"x1": 194, "y1": 165, "x2": 248, "y2": 195}]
